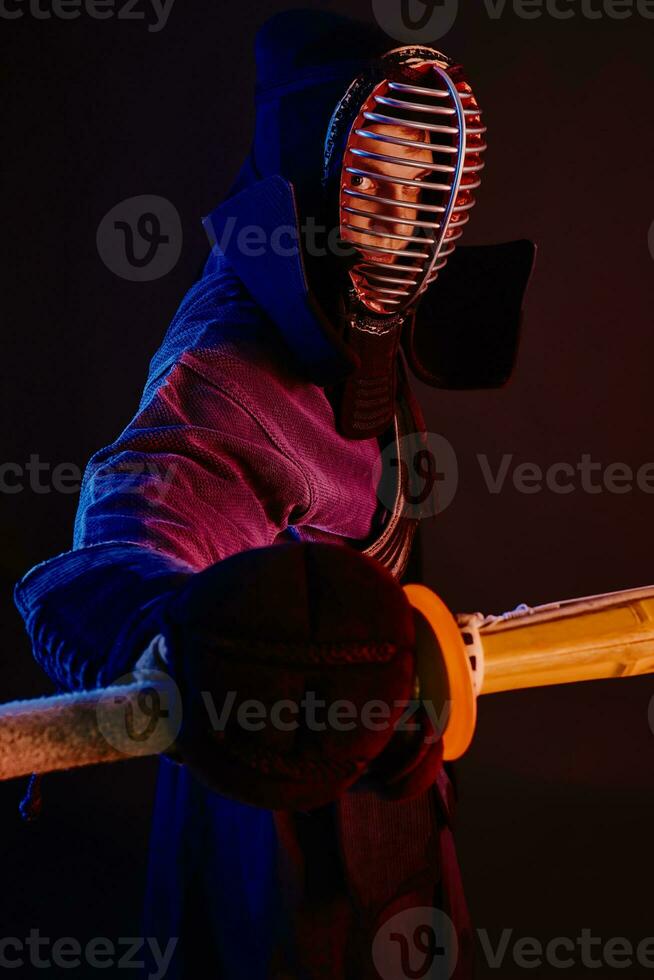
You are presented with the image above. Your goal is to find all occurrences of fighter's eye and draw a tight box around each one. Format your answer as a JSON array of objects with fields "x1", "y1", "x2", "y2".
[{"x1": 349, "y1": 174, "x2": 374, "y2": 191}]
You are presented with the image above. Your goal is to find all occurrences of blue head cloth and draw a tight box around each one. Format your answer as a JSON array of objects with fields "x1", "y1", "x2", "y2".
[
  {"x1": 229, "y1": 10, "x2": 388, "y2": 219},
  {"x1": 203, "y1": 11, "x2": 393, "y2": 386}
]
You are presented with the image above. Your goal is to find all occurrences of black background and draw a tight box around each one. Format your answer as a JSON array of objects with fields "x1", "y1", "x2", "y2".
[{"x1": 2, "y1": 0, "x2": 654, "y2": 976}]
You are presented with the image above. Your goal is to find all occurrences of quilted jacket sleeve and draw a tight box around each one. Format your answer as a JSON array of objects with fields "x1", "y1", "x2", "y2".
[{"x1": 14, "y1": 266, "x2": 313, "y2": 692}]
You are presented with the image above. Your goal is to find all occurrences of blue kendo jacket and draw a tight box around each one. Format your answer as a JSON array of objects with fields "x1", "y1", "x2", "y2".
[{"x1": 14, "y1": 239, "x2": 471, "y2": 978}]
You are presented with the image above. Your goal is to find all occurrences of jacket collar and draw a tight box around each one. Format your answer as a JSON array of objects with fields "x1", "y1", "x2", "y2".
[{"x1": 203, "y1": 176, "x2": 355, "y2": 386}]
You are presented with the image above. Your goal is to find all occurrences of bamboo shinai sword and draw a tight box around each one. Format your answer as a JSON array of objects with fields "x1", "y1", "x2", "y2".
[{"x1": 2, "y1": 582, "x2": 654, "y2": 781}]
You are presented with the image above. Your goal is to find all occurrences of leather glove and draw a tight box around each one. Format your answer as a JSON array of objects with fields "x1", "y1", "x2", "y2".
[{"x1": 143, "y1": 541, "x2": 428, "y2": 810}]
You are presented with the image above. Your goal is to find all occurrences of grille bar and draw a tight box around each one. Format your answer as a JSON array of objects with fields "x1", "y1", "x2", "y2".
[
  {"x1": 364, "y1": 110, "x2": 460, "y2": 135},
  {"x1": 375, "y1": 94, "x2": 458, "y2": 115},
  {"x1": 343, "y1": 206, "x2": 442, "y2": 230},
  {"x1": 354, "y1": 128, "x2": 458, "y2": 153},
  {"x1": 349, "y1": 147, "x2": 457, "y2": 175},
  {"x1": 345, "y1": 166, "x2": 453, "y2": 193},
  {"x1": 388, "y1": 80, "x2": 450, "y2": 97},
  {"x1": 344, "y1": 188, "x2": 449, "y2": 213},
  {"x1": 343, "y1": 223, "x2": 435, "y2": 245}
]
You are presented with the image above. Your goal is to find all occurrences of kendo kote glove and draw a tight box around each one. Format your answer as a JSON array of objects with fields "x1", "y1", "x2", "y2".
[{"x1": 138, "y1": 541, "x2": 440, "y2": 811}]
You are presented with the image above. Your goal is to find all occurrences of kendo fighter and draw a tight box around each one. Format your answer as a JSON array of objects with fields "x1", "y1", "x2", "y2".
[{"x1": 14, "y1": 10, "x2": 535, "y2": 979}]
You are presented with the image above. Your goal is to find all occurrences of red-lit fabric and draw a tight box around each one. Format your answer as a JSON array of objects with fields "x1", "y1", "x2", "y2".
[
  {"x1": 75, "y1": 318, "x2": 381, "y2": 566},
  {"x1": 15, "y1": 252, "x2": 471, "y2": 978}
]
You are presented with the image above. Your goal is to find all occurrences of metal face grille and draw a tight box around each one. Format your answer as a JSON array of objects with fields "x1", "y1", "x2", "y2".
[{"x1": 339, "y1": 61, "x2": 486, "y2": 315}]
